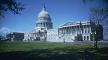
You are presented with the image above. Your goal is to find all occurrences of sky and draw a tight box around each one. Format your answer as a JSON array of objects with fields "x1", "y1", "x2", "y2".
[
  {"x1": 1, "y1": 0, "x2": 107, "y2": 39},
  {"x1": 0, "y1": 0, "x2": 92, "y2": 32}
]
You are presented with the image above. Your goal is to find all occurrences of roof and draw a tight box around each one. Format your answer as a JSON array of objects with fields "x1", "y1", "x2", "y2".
[{"x1": 59, "y1": 21, "x2": 92, "y2": 28}]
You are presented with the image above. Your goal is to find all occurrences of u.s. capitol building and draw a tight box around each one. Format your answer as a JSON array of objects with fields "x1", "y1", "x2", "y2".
[{"x1": 23, "y1": 4, "x2": 103, "y2": 42}]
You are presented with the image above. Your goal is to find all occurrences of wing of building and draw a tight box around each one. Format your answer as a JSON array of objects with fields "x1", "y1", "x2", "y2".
[{"x1": 58, "y1": 21, "x2": 103, "y2": 42}]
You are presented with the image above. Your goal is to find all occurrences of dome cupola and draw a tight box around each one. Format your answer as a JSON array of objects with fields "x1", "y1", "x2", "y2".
[
  {"x1": 38, "y1": 4, "x2": 51, "y2": 21},
  {"x1": 38, "y1": 10, "x2": 49, "y2": 18}
]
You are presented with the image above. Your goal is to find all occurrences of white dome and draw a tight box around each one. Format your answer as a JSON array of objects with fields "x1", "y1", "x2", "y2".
[
  {"x1": 38, "y1": 10, "x2": 50, "y2": 18},
  {"x1": 35, "y1": 4, "x2": 53, "y2": 30}
]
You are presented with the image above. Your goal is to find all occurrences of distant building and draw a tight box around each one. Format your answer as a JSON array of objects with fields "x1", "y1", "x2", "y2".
[
  {"x1": 23, "y1": 2, "x2": 103, "y2": 42},
  {"x1": 0, "y1": 35, "x2": 5, "y2": 40},
  {"x1": 6, "y1": 32, "x2": 24, "y2": 41}
]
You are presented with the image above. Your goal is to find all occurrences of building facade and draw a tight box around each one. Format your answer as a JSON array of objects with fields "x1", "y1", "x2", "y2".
[
  {"x1": 6, "y1": 32, "x2": 24, "y2": 41},
  {"x1": 23, "y1": 3, "x2": 103, "y2": 42},
  {"x1": 58, "y1": 21, "x2": 103, "y2": 42},
  {"x1": 24, "y1": 3, "x2": 52, "y2": 42}
]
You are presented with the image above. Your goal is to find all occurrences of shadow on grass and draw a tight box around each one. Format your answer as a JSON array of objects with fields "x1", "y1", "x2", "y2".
[{"x1": 0, "y1": 47, "x2": 108, "y2": 60}]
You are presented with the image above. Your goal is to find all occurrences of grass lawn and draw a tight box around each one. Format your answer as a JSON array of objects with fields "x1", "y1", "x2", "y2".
[
  {"x1": 0, "y1": 41, "x2": 94, "y2": 52},
  {"x1": 0, "y1": 41, "x2": 108, "y2": 60}
]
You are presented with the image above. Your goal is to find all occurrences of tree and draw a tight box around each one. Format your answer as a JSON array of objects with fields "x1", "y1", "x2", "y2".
[
  {"x1": 82, "y1": 0, "x2": 108, "y2": 22},
  {"x1": 0, "y1": 0, "x2": 24, "y2": 17},
  {"x1": 82, "y1": 0, "x2": 108, "y2": 48},
  {"x1": 75, "y1": 34, "x2": 83, "y2": 41}
]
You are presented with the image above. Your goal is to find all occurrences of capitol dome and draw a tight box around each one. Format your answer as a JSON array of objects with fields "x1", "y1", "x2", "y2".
[
  {"x1": 36, "y1": 4, "x2": 53, "y2": 29},
  {"x1": 38, "y1": 6, "x2": 50, "y2": 19}
]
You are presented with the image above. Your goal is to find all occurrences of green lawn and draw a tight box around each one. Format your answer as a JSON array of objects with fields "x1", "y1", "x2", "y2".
[
  {"x1": 0, "y1": 41, "x2": 94, "y2": 52},
  {"x1": 0, "y1": 41, "x2": 108, "y2": 60}
]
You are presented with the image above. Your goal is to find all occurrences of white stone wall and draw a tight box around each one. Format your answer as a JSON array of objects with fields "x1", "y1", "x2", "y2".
[
  {"x1": 47, "y1": 29, "x2": 63, "y2": 42},
  {"x1": 23, "y1": 21, "x2": 102, "y2": 42},
  {"x1": 58, "y1": 21, "x2": 94, "y2": 41},
  {"x1": 23, "y1": 33, "x2": 31, "y2": 41}
]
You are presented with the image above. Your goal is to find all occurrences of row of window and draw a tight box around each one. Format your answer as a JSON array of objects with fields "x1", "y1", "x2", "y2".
[
  {"x1": 47, "y1": 35, "x2": 90, "y2": 40},
  {"x1": 59, "y1": 29, "x2": 90, "y2": 34},
  {"x1": 59, "y1": 25, "x2": 90, "y2": 30},
  {"x1": 47, "y1": 35, "x2": 58, "y2": 40},
  {"x1": 36, "y1": 23, "x2": 52, "y2": 27},
  {"x1": 83, "y1": 36, "x2": 89, "y2": 40}
]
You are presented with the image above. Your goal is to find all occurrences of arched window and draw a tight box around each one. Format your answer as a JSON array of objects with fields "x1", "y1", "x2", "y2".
[
  {"x1": 84, "y1": 36, "x2": 86, "y2": 40},
  {"x1": 87, "y1": 36, "x2": 89, "y2": 40}
]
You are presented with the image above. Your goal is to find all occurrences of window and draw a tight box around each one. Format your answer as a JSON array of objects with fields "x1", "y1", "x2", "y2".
[
  {"x1": 85, "y1": 30, "x2": 86, "y2": 33},
  {"x1": 88, "y1": 29, "x2": 90, "y2": 33},
  {"x1": 82, "y1": 30, "x2": 83, "y2": 34},
  {"x1": 87, "y1": 36, "x2": 89, "y2": 40},
  {"x1": 84, "y1": 36, "x2": 86, "y2": 40}
]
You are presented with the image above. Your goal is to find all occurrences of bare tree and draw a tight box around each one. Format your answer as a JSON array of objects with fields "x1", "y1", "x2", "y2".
[
  {"x1": 83, "y1": 0, "x2": 108, "y2": 23},
  {"x1": 82, "y1": 0, "x2": 108, "y2": 48}
]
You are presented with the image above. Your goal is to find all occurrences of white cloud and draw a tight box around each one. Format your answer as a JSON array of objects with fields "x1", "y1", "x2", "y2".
[
  {"x1": 0, "y1": 27, "x2": 25, "y2": 37},
  {"x1": 0, "y1": 27, "x2": 11, "y2": 36}
]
